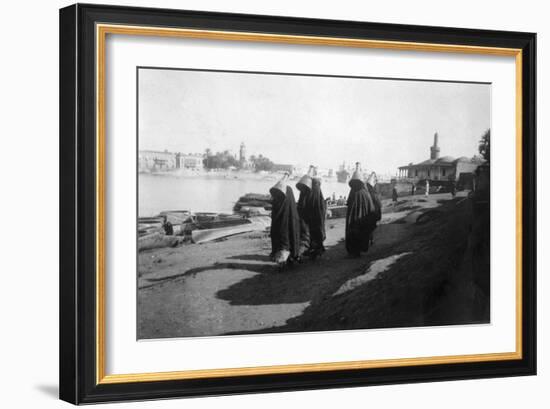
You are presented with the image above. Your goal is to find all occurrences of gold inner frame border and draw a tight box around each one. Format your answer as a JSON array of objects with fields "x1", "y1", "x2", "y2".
[{"x1": 95, "y1": 23, "x2": 523, "y2": 385}]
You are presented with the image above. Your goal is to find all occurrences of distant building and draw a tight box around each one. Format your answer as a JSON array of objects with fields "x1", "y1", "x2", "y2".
[
  {"x1": 139, "y1": 150, "x2": 204, "y2": 172},
  {"x1": 138, "y1": 150, "x2": 177, "y2": 172},
  {"x1": 272, "y1": 163, "x2": 295, "y2": 174},
  {"x1": 397, "y1": 132, "x2": 484, "y2": 181},
  {"x1": 176, "y1": 153, "x2": 204, "y2": 169}
]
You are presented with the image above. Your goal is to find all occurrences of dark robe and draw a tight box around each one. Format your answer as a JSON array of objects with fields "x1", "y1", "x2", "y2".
[
  {"x1": 367, "y1": 184, "x2": 382, "y2": 223},
  {"x1": 345, "y1": 180, "x2": 377, "y2": 256},
  {"x1": 296, "y1": 186, "x2": 311, "y2": 254},
  {"x1": 366, "y1": 183, "x2": 382, "y2": 243},
  {"x1": 392, "y1": 186, "x2": 398, "y2": 202},
  {"x1": 305, "y1": 178, "x2": 326, "y2": 252},
  {"x1": 270, "y1": 186, "x2": 300, "y2": 260}
]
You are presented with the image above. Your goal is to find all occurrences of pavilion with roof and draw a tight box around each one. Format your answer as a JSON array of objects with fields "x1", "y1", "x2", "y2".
[{"x1": 397, "y1": 132, "x2": 484, "y2": 181}]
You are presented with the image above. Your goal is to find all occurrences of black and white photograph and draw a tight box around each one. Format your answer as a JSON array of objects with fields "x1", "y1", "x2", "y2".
[
  {"x1": 136, "y1": 68, "x2": 491, "y2": 339},
  {"x1": 50, "y1": 1, "x2": 540, "y2": 405}
]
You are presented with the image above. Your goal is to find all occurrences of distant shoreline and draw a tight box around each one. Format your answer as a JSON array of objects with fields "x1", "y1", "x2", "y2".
[{"x1": 139, "y1": 168, "x2": 321, "y2": 182}]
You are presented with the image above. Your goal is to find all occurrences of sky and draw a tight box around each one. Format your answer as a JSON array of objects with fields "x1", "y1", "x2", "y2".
[{"x1": 138, "y1": 68, "x2": 490, "y2": 175}]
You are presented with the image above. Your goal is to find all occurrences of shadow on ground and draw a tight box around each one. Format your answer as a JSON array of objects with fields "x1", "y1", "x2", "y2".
[
  {"x1": 226, "y1": 254, "x2": 272, "y2": 262},
  {"x1": 217, "y1": 223, "x2": 418, "y2": 308},
  {"x1": 34, "y1": 384, "x2": 58, "y2": 399},
  {"x1": 228, "y1": 198, "x2": 490, "y2": 335}
]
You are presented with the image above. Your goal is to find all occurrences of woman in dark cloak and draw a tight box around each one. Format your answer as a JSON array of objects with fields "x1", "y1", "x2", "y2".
[
  {"x1": 305, "y1": 170, "x2": 327, "y2": 258},
  {"x1": 366, "y1": 172, "x2": 382, "y2": 246},
  {"x1": 392, "y1": 185, "x2": 398, "y2": 204},
  {"x1": 296, "y1": 166, "x2": 314, "y2": 257},
  {"x1": 345, "y1": 163, "x2": 377, "y2": 257},
  {"x1": 270, "y1": 172, "x2": 301, "y2": 266}
]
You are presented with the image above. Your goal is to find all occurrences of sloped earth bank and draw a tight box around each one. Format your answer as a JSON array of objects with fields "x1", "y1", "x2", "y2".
[{"x1": 138, "y1": 193, "x2": 489, "y2": 339}]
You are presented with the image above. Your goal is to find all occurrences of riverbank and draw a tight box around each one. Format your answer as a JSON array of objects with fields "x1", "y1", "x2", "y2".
[{"x1": 137, "y1": 192, "x2": 489, "y2": 339}]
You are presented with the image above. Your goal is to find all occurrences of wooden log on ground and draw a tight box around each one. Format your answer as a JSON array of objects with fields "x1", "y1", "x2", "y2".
[{"x1": 192, "y1": 216, "x2": 271, "y2": 244}]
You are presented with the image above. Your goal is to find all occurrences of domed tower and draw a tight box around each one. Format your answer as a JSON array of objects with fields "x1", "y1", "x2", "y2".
[{"x1": 430, "y1": 132, "x2": 441, "y2": 160}]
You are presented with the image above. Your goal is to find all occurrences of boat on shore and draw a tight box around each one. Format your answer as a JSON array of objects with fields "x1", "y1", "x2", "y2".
[
  {"x1": 233, "y1": 193, "x2": 272, "y2": 212},
  {"x1": 138, "y1": 210, "x2": 264, "y2": 250}
]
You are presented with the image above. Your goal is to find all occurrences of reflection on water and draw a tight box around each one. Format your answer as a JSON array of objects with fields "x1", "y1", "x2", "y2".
[{"x1": 139, "y1": 173, "x2": 352, "y2": 217}]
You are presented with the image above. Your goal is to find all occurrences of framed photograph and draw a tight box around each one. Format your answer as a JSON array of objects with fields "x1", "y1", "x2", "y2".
[{"x1": 59, "y1": 3, "x2": 536, "y2": 404}]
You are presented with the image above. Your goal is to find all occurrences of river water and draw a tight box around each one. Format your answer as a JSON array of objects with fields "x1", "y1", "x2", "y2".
[{"x1": 139, "y1": 173, "x2": 353, "y2": 217}]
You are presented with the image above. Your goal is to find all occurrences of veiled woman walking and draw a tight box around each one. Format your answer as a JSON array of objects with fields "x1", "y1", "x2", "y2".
[
  {"x1": 306, "y1": 168, "x2": 326, "y2": 258},
  {"x1": 296, "y1": 166, "x2": 326, "y2": 259},
  {"x1": 365, "y1": 172, "x2": 382, "y2": 245},
  {"x1": 296, "y1": 165, "x2": 314, "y2": 257},
  {"x1": 345, "y1": 163, "x2": 378, "y2": 257},
  {"x1": 269, "y1": 172, "x2": 301, "y2": 266}
]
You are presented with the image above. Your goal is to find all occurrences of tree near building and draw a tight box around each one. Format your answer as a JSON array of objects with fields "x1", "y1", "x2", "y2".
[
  {"x1": 249, "y1": 154, "x2": 274, "y2": 172},
  {"x1": 203, "y1": 149, "x2": 239, "y2": 169},
  {"x1": 478, "y1": 129, "x2": 490, "y2": 163}
]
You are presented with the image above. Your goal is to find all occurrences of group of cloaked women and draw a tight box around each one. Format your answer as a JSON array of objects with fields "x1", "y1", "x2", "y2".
[{"x1": 269, "y1": 162, "x2": 382, "y2": 266}]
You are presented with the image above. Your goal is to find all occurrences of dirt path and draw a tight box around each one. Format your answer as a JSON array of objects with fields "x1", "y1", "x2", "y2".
[{"x1": 138, "y1": 193, "x2": 458, "y2": 339}]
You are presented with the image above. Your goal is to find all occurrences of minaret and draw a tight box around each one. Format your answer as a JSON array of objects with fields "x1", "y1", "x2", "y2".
[
  {"x1": 430, "y1": 132, "x2": 440, "y2": 160},
  {"x1": 238, "y1": 142, "x2": 248, "y2": 169},
  {"x1": 239, "y1": 142, "x2": 246, "y2": 163}
]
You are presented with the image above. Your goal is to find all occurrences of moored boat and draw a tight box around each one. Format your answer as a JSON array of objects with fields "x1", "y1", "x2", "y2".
[{"x1": 336, "y1": 162, "x2": 350, "y2": 183}]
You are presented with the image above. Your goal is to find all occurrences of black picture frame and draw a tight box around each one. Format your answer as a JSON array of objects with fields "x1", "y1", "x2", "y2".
[{"x1": 59, "y1": 3, "x2": 536, "y2": 404}]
